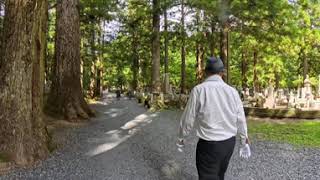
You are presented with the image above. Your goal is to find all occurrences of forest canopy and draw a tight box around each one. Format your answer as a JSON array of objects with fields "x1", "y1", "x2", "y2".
[{"x1": 60, "y1": 0, "x2": 320, "y2": 93}]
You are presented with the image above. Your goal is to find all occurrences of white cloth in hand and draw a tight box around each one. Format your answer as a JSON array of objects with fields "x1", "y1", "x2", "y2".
[{"x1": 239, "y1": 144, "x2": 251, "y2": 159}]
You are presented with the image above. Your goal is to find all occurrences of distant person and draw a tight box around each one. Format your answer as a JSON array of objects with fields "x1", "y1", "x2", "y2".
[
  {"x1": 116, "y1": 89, "x2": 121, "y2": 100},
  {"x1": 128, "y1": 90, "x2": 133, "y2": 100},
  {"x1": 177, "y1": 57, "x2": 251, "y2": 180}
]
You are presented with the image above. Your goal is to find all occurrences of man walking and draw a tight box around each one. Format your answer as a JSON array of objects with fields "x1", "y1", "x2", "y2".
[{"x1": 178, "y1": 57, "x2": 251, "y2": 180}]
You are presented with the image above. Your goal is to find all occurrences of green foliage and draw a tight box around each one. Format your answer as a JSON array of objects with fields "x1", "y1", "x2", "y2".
[{"x1": 45, "y1": 0, "x2": 320, "y2": 94}]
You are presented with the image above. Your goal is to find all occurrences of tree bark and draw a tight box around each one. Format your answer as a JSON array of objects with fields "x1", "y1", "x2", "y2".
[
  {"x1": 209, "y1": 22, "x2": 216, "y2": 57},
  {"x1": 0, "y1": 1, "x2": 3, "y2": 46},
  {"x1": 151, "y1": 0, "x2": 161, "y2": 93},
  {"x1": 163, "y1": 5, "x2": 170, "y2": 94},
  {"x1": 89, "y1": 19, "x2": 97, "y2": 98},
  {"x1": 180, "y1": 0, "x2": 186, "y2": 94},
  {"x1": 164, "y1": 7, "x2": 169, "y2": 76},
  {"x1": 46, "y1": 0, "x2": 93, "y2": 121},
  {"x1": 196, "y1": 43, "x2": 205, "y2": 84},
  {"x1": 0, "y1": 0, "x2": 49, "y2": 166},
  {"x1": 195, "y1": 11, "x2": 205, "y2": 83},
  {"x1": 219, "y1": 0, "x2": 231, "y2": 83},
  {"x1": 220, "y1": 25, "x2": 228, "y2": 83},
  {"x1": 94, "y1": 22, "x2": 104, "y2": 97}
]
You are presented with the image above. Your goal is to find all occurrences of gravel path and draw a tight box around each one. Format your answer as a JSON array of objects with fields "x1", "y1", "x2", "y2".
[{"x1": 1, "y1": 94, "x2": 320, "y2": 180}]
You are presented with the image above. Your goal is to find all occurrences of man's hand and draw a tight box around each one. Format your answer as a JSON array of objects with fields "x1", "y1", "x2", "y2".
[
  {"x1": 239, "y1": 143, "x2": 251, "y2": 159},
  {"x1": 176, "y1": 138, "x2": 185, "y2": 152}
]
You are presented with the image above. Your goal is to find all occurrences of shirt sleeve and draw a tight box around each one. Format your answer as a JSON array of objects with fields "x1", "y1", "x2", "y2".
[
  {"x1": 178, "y1": 88, "x2": 198, "y2": 139},
  {"x1": 234, "y1": 90, "x2": 248, "y2": 145}
]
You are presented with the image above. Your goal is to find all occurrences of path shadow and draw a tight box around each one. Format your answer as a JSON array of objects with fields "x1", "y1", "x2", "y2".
[{"x1": 140, "y1": 143, "x2": 197, "y2": 180}]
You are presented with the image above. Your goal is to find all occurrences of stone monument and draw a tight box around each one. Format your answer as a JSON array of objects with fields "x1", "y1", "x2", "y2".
[{"x1": 263, "y1": 85, "x2": 275, "y2": 109}]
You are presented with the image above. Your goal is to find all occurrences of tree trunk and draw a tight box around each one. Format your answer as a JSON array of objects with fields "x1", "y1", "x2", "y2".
[
  {"x1": 180, "y1": 0, "x2": 186, "y2": 94},
  {"x1": 0, "y1": 0, "x2": 49, "y2": 166},
  {"x1": 95, "y1": 68, "x2": 102, "y2": 96},
  {"x1": 253, "y1": 50, "x2": 259, "y2": 92},
  {"x1": 163, "y1": 5, "x2": 170, "y2": 94},
  {"x1": 209, "y1": 22, "x2": 216, "y2": 57},
  {"x1": 94, "y1": 23, "x2": 103, "y2": 97},
  {"x1": 220, "y1": 25, "x2": 228, "y2": 83},
  {"x1": 196, "y1": 43, "x2": 205, "y2": 84},
  {"x1": 241, "y1": 51, "x2": 248, "y2": 89},
  {"x1": 275, "y1": 72, "x2": 280, "y2": 90},
  {"x1": 302, "y1": 51, "x2": 308, "y2": 80},
  {"x1": 195, "y1": 11, "x2": 205, "y2": 84},
  {"x1": 46, "y1": 0, "x2": 93, "y2": 121},
  {"x1": 89, "y1": 20, "x2": 97, "y2": 98},
  {"x1": 132, "y1": 27, "x2": 139, "y2": 91},
  {"x1": 151, "y1": 0, "x2": 161, "y2": 93},
  {"x1": 219, "y1": 0, "x2": 231, "y2": 83}
]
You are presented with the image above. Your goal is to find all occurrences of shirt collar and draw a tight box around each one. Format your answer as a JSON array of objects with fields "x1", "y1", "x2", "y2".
[{"x1": 204, "y1": 75, "x2": 223, "y2": 82}]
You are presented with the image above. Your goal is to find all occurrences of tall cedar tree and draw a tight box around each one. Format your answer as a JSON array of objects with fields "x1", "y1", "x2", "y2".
[
  {"x1": 0, "y1": 0, "x2": 49, "y2": 165},
  {"x1": 46, "y1": 0, "x2": 94, "y2": 120},
  {"x1": 151, "y1": 0, "x2": 161, "y2": 93}
]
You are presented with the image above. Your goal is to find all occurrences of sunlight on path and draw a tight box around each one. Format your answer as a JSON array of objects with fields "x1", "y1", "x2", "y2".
[{"x1": 86, "y1": 112, "x2": 156, "y2": 157}]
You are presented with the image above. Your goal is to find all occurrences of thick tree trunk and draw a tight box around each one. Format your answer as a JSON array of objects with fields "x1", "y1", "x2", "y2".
[
  {"x1": 180, "y1": 0, "x2": 186, "y2": 94},
  {"x1": 0, "y1": 0, "x2": 49, "y2": 166},
  {"x1": 241, "y1": 51, "x2": 248, "y2": 89},
  {"x1": 151, "y1": 0, "x2": 161, "y2": 93},
  {"x1": 46, "y1": 0, "x2": 93, "y2": 121},
  {"x1": 253, "y1": 51, "x2": 259, "y2": 92}
]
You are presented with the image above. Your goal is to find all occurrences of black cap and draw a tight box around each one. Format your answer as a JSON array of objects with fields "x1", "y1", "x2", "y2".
[{"x1": 205, "y1": 57, "x2": 224, "y2": 74}]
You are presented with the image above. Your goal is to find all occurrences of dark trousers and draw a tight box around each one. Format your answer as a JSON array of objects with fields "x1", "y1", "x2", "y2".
[{"x1": 196, "y1": 136, "x2": 236, "y2": 180}]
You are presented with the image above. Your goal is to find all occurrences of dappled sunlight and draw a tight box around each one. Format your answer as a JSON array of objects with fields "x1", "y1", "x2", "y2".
[
  {"x1": 86, "y1": 112, "x2": 158, "y2": 157},
  {"x1": 105, "y1": 129, "x2": 121, "y2": 135},
  {"x1": 103, "y1": 107, "x2": 128, "y2": 118},
  {"x1": 121, "y1": 114, "x2": 151, "y2": 130}
]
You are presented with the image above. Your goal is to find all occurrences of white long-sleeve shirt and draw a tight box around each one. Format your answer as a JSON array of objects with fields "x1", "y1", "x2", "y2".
[{"x1": 179, "y1": 75, "x2": 248, "y2": 144}]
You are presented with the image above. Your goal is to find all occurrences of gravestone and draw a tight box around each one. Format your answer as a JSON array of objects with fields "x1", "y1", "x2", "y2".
[
  {"x1": 263, "y1": 88, "x2": 268, "y2": 97},
  {"x1": 243, "y1": 88, "x2": 250, "y2": 101},
  {"x1": 304, "y1": 75, "x2": 313, "y2": 99},
  {"x1": 288, "y1": 91, "x2": 295, "y2": 108},
  {"x1": 301, "y1": 87, "x2": 306, "y2": 99},
  {"x1": 263, "y1": 85, "x2": 275, "y2": 109}
]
